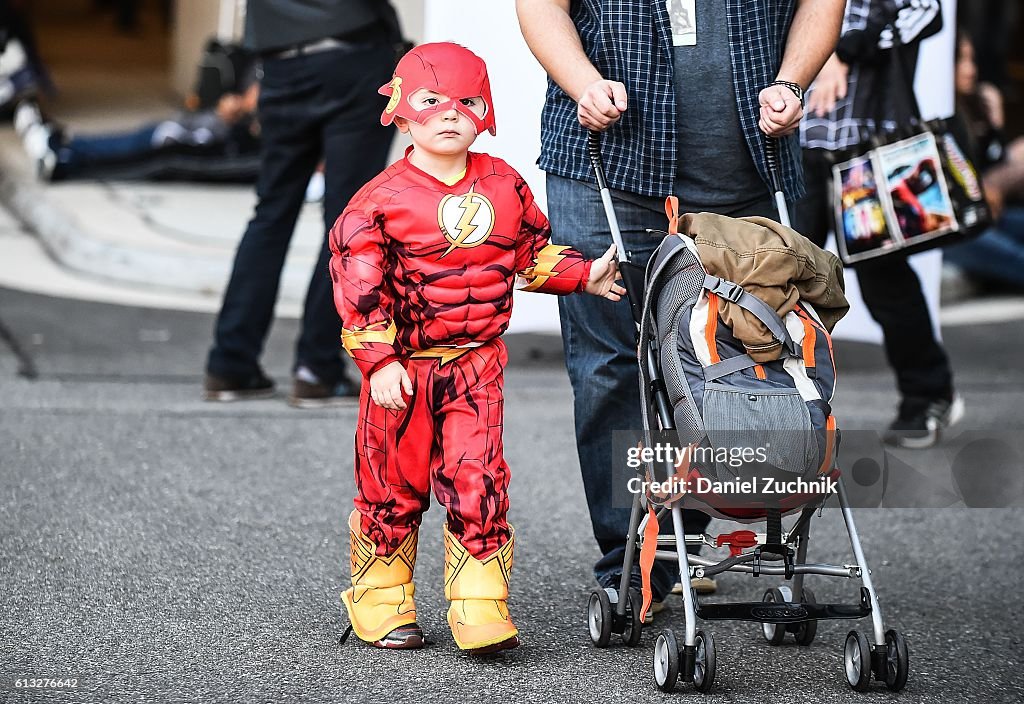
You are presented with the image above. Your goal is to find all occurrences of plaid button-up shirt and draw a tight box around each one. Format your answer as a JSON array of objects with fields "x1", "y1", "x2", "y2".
[{"x1": 538, "y1": 0, "x2": 803, "y2": 200}]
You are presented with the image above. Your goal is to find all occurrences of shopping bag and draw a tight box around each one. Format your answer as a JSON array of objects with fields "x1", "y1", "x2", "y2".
[{"x1": 830, "y1": 121, "x2": 990, "y2": 264}]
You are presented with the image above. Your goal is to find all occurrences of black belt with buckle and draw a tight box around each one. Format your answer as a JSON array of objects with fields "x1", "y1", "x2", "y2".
[{"x1": 265, "y1": 37, "x2": 360, "y2": 61}]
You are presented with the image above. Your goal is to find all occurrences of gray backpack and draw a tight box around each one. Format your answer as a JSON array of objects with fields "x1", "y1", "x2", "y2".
[{"x1": 638, "y1": 233, "x2": 838, "y2": 511}]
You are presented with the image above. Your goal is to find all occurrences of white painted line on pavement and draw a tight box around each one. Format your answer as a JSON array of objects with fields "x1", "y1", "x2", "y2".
[{"x1": 940, "y1": 296, "x2": 1024, "y2": 327}]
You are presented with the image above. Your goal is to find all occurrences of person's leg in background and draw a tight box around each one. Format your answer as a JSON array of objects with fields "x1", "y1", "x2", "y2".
[
  {"x1": 289, "y1": 44, "x2": 396, "y2": 406},
  {"x1": 205, "y1": 55, "x2": 321, "y2": 398},
  {"x1": 854, "y1": 257, "x2": 960, "y2": 447},
  {"x1": 547, "y1": 174, "x2": 690, "y2": 603},
  {"x1": 944, "y1": 206, "x2": 1024, "y2": 290},
  {"x1": 795, "y1": 149, "x2": 961, "y2": 448}
]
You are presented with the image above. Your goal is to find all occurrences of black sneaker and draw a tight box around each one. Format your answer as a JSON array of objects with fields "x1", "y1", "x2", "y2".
[
  {"x1": 883, "y1": 393, "x2": 965, "y2": 449},
  {"x1": 203, "y1": 371, "x2": 276, "y2": 402},
  {"x1": 288, "y1": 372, "x2": 360, "y2": 408}
]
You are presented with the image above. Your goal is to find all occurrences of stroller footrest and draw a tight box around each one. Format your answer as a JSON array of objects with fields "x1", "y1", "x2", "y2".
[{"x1": 694, "y1": 600, "x2": 870, "y2": 624}]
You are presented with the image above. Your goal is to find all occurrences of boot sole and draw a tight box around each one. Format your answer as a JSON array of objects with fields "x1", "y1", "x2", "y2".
[
  {"x1": 468, "y1": 635, "x2": 520, "y2": 655},
  {"x1": 372, "y1": 632, "x2": 425, "y2": 649}
]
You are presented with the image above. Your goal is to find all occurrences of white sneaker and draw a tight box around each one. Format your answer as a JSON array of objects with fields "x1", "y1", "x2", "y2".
[
  {"x1": 14, "y1": 100, "x2": 42, "y2": 138},
  {"x1": 14, "y1": 102, "x2": 58, "y2": 178},
  {"x1": 305, "y1": 170, "x2": 325, "y2": 203}
]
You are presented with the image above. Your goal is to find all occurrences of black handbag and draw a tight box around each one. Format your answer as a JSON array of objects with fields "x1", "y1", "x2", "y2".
[{"x1": 827, "y1": 28, "x2": 990, "y2": 265}]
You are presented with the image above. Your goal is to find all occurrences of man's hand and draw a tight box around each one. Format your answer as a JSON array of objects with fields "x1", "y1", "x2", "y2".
[
  {"x1": 578, "y1": 79, "x2": 628, "y2": 131},
  {"x1": 584, "y1": 245, "x2": 627, "y2": 300},
  {"x1": 758, "y1": 83, "x2": 804, "y2": 136},
  {"x1": 807, "y1": 54, "x2": 848, "y2": 117},
  {"x1": 369, "y1": 361, "x2": 413, "y2": 410}
]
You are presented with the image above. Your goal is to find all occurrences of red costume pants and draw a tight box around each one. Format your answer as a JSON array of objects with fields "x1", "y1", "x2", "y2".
[{"x1": 354, "y1": 339, "x2": 511, "y2": 560}]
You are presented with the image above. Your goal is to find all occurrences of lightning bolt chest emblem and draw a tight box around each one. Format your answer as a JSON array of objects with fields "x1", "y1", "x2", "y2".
[{"x1": 437, "y1": 186, "x2": 495, "y2": 258}]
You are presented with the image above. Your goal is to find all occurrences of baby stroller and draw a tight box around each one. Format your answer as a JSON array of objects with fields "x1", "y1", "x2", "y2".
[{"x1": 583, "y1": 133, "x2": 909, "y2": 694}]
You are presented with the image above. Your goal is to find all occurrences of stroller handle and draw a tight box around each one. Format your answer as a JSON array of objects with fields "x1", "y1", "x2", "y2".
[
  {"x1": 586, "y1": 131, "x2": 629, "y2": 264},
  {"x1": 765, "y1": 136, "x2": 792, "y2": 228}
]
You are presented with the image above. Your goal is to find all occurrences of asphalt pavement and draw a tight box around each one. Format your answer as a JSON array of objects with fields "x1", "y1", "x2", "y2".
[{"x1": 1, "y1": 278, "x2": 1023, "y2": 704}]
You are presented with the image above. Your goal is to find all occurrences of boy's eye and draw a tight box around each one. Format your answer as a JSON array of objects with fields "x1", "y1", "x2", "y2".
[
  {"x1": 423, "y1": 97, "x2": 439, "y2": 105},
  {"x1": 459, "y1": 98, "x2": 477, "y2": 106}
]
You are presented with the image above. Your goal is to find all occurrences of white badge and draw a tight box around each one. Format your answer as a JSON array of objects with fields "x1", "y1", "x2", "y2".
[{"x1": 667, "y1": 0, "x2": 697, "y2": 46}]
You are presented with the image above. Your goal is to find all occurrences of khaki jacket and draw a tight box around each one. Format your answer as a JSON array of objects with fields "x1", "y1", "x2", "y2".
[{"x1": 680, "y1": 212, "x2": 849, "y2": 362}]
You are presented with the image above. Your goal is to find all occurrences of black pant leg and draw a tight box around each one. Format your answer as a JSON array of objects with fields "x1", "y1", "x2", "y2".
[
  {"x1": 293, "y1": 45, "x2": 396, "y2": 385},
  {"x1": 206, "y1": 57, "x2": 321, "y2": 380}
]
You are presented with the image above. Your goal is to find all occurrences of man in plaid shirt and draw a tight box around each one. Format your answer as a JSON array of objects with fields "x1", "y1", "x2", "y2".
[{"x1": 517, "y1": 0, "x2": 844, "y2": 603}]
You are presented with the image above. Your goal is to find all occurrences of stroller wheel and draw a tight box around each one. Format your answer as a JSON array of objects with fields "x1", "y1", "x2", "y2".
[
  {"x1": 693, "y1": 630, "x2": 717, "y2": 693},
  {"x1": 653, "y1": 629, "x2": 680, "y2": 692},
  {"x1": 622, "y1": 588, "x2": 643, "y2": 647},
  {"x1": 883, "y1": 629, "x2": 909, "y2": 692},
  {"x1": 844, "y1": 630, "x2": 872, "y2": 692},
  {"x1": 760, "y1": 587, "x2": 787, "y2": 645},
  {"x1": 588, "y1": 587, "x2": 613, "y2": 648},
  {"x1": 794, "y1": 587, "x2": 817, "y2": 646}
]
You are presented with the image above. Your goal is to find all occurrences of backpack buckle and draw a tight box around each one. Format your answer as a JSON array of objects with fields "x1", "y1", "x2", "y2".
[{"x1": 715, "y1": 280, "x2": 745, "y2": 303}]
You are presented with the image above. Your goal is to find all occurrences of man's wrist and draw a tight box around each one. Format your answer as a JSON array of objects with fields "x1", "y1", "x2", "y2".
[{"x1": 769, "y1": 79, "x2": 804, "y2": 103}]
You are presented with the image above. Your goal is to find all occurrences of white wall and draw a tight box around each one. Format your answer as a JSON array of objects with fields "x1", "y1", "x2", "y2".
[
  {"x1": 171, "y1": 0, "x2": 223, "y2": 96},
  {"x1": 423, "y1": 1, "x2": 566, "y2": 333}
]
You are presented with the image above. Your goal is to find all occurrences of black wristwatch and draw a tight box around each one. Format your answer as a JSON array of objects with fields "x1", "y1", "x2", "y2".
[{"x1": 770, "y1": 80, "x2": 804, "y2": 104}]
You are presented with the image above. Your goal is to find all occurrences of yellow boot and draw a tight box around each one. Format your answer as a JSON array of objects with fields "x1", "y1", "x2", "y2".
[
  {"x1": 443, "y1": 524, "x2": 519, "y2": 653},
  {"x1": 340, "y1": 510, "x2": 423, "y2": 649}
]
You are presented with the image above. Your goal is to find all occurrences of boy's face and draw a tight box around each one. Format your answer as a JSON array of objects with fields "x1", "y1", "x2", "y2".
[{"x1": 397, "y1": 89, "x2": 487, "y2": 157}]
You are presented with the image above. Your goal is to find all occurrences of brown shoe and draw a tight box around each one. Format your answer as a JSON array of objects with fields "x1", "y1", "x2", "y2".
[
  {"x1": 288, "y1": 375, "x2": 359, "y2": 408},
  {"x1": 203, "y1": 371, "x2": 275, "y2": 402}
]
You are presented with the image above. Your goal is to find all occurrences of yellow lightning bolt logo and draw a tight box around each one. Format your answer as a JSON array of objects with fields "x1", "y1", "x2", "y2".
[
  {"x1": 384, "y1": 77, "x2": 402, "y2": 115},
  {"x1": 437, "y1": 187, "x2": 494, "y2": 259}
]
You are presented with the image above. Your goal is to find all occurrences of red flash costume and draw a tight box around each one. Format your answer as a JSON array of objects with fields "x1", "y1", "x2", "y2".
[{"x1": 331, "y1": 42, "x2": 594, "y2": 654}]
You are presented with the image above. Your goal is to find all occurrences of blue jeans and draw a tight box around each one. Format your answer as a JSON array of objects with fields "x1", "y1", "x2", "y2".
[
  {"x1": 206, "y1": 44, "x2": 395, "y2": 385},
  {"x1": 546, "y1": 174, "x2": 777, "y2": 597},
  {"x1": 56, "y1": 125, "x2": 159, "y2": 177},
  {"x1": 945, "y1": 206, "x2": 1024, "y2": 289}
]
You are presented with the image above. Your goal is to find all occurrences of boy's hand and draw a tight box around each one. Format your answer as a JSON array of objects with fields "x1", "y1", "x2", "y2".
[
  {"x1": 369, "y1": 361, "x2": 413, "y2": 410},
  {"x1": 584, "y1": 245, "x2": 627, "y2": 301}
]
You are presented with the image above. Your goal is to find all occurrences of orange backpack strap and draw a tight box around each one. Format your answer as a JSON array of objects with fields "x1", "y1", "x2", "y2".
[
  {"x1": 818, "y1": 414, "x2": 837, "y2": 475},
  {"x1": 798, "y1": 312, "x2": 817, "y2": 378},
  {"x1": 664, "y1": 196, "x2": 680, "y2": 235},
  {"x1": 638, "y1": 505, "x2": 660, "y2": 623}
]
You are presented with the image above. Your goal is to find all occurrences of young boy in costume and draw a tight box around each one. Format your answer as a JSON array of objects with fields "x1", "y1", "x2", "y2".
[{"x1": 331, "y1": 42, "x2": 623, "y2": 654}]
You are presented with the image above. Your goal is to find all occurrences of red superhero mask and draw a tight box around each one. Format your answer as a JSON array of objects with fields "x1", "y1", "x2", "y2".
[{"x1": 379, "y1": 42, "x2": 496, "y2": 136}]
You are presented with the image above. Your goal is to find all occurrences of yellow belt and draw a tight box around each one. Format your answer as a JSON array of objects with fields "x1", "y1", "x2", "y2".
[{"x1": 409, "y1": 346, "x2": 473, "y2": 364}]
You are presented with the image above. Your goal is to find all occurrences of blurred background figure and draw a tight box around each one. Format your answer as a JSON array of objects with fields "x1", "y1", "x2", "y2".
[
  {"x1": 203, "y1": 0, "x2": 403, "y2": 408},
  {"x1": 957, "y1": 0, "x2": 1019, "y2": 96},
  {"x1": 12, "y1": 47, "x2": 261, "y2": 182},
  {"x1": 796, "y1": 0, "x2": 963, "y2": 449},
  {"x1": 943, "y1": 32, "x2": 1024, "y2": 292}
]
